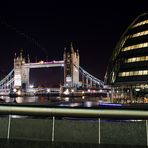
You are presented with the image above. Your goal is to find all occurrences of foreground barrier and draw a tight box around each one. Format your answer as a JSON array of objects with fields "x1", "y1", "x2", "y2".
[{"x1": 0, "y1": 104, "x2": 147, "y2": 146}]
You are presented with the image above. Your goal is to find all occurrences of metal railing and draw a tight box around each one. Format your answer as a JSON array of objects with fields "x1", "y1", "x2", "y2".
[
  {"x1": 0, "y1": 104, "x2": 148, "y2": 119},
  {"x1": 0, "y1": 104, "x2": 148, "y2": 146}
]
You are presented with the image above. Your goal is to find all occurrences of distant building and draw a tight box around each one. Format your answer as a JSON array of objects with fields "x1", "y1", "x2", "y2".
[{"x1": 105, "y1": 13, "x2": 148, "y2": 102}]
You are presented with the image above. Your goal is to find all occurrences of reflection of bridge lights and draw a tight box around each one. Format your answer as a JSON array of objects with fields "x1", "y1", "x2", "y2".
[
  {"x1": 69, "y1": 103, "x2": 80, "y2": 107},
  {"x1": 64, "y1": 97, "x2": 70, "y2": 101},
  {"x1": 82, "y1": 96, "x2": 85, "y2": 99},
  {"x1": 135, "y1": 88, "x2": 140, "y2": 92},
  {"x1": 85, "y1": 101, "x2": 93, "y2": 107},
  {"x1": 16, "y1": 97, "x2": 23, "y2": 103},
  {"x1": 63, "y1": 89, "x2": 70, "y2": 95}
]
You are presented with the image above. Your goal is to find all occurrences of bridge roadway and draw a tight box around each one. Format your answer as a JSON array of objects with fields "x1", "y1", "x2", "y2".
[
  {"x1": 0, "y1": 87, "x2": 110, "y2": 98},
  {"x1": 23, "y1": 60, "x2": 64, "y2": 68}
]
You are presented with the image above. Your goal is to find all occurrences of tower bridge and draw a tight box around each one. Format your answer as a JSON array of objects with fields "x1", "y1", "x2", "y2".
[{"x1": 0, "y1": 44, "x2": 107, "y2": 96}]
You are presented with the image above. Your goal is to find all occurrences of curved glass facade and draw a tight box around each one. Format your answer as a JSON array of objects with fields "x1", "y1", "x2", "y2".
[
  {"x1": 105, "y1": 13, "x2": 148, "y2": 102},
  {"x1": 105, "y1": 13, "x2": 148, "y2": 86}
]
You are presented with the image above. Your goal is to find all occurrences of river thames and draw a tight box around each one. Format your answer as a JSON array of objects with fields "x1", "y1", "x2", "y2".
[
  {"x1": 0, "y1": 95, "x2": 104, "y2": 108},
  {"x1": 0, "y1": 96, "x2": 147, "y2": 148}
]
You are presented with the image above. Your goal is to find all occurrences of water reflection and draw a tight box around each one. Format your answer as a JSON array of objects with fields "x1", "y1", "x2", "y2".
[
  {"x1": 0, "y1": 95, "x2": 102, "y2": 108},
  {"x1": 15, "y1": 96, "x2": 38, "y2": 103}
]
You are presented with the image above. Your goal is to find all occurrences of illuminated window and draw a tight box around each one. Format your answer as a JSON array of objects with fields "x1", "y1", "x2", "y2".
[
  {"x1": 136, "y1": 57, "x2": 140, "y2": 62},
  {"x1": 125, "y1": 72, "x2": 130, "y2": 76},
  {"x1": 129, "y1": 71, "x2": 134, "y2": 76},
  {"x1": 131, "y1": 58, "x2": 136, "y2": 62},
  {"x1": 133, "y1": 71, "x2": 138, "y2": 76},
  {"x1": 143, "y1": 70, "x2": 148, "y2": 75},
  {"x1": 141, "y1": 56, "x2": 145, "y2": 61},
  {"x1": 138, "y1": 71, "x2": 143, "y2": 75},
  {"x1": 146, "y1": 56, "x2": 148, "y2": 60},
  {"x1": 125, "y1": 56, "x2": 148, "y2": 63},
  {"x1": 119, "y1": 70, "x2": 148, "y2": 77},
  {"x1": 130, "y1": 30, "x2": 148, "y2": 38},
  {"x1": 132, "y1": 20, "x2": 148, "y2": 28},
  {"x1": 122, "y1": 42, "x2": 148, "y2": 51}
]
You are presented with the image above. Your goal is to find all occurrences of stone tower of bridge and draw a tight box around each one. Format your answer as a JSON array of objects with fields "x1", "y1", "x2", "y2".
[
  {"x1": 13, "y1": 45, "x2": 80, "y2": 91},
  {"x1": 14, "y1": 52, "x2": 29, "y2": 90},
  {"x1": 64, "y1": 43, "x2": 80, "y2": 88}
]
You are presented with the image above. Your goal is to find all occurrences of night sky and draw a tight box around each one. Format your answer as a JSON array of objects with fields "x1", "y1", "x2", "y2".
[{"x1": 0, "y1": 1, "x2": 147, "y2": 86}]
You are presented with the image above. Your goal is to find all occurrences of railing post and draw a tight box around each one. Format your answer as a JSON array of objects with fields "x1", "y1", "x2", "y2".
[
  {"x1": 99, "y1": 118, "x2": 100, "y2": 144},
  {"x1": 146, "y1": 120, "x2": 148, "y2": 146},
  {"x1": 52, "y1": 116, "x2": 55, "y2": 142},
  {"x1": 7, "y1": 115, "x2": 11, "y2": 139}
]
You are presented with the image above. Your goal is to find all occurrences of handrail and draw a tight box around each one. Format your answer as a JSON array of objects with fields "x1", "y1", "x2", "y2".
[{"x1": 0, "y1": 105, "x2": 148, "y2": 119}]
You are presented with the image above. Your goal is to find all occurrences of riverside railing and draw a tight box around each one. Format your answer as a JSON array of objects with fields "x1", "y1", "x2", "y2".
[
  {"x1": 0, "y1": 104, "x2": 148, "y2": 146},
  {"x1": 1, "y1": 104, "x2": 148, "y2": 118}
]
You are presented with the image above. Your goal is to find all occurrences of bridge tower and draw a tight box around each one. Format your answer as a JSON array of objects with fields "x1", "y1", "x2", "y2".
[
  {"x1": 64, "y1": 43, "x2": 80, "y2": 88},
  {"x1": 14, "y1": 51, "x2": 29, "y2": 91}
]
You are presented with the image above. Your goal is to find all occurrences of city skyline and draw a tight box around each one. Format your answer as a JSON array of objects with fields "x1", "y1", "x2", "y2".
[{"x1": 0, "y1": 1, "x2": 147, "y2": 85}]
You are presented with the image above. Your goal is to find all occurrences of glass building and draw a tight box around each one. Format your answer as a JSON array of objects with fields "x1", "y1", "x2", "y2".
[{"x1": 105, "y1": 13, "x2": 148, "y2": 103}]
